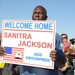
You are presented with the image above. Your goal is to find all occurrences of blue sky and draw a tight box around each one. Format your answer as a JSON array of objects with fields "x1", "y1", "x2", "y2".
[{"x1": 0, "y1": 0, "x2": 75, "y2": 40}]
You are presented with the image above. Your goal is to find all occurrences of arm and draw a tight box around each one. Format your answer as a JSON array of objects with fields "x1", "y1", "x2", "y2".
[
  {"x1": 55, "y1": 33, "x2": 66, "y2": 68},
  {"x1": 55, "y1": 48, "x2": 66, "y2": 68},
  {"x1": 0, "y1": 33, "x2": 6, "y2": 56}
]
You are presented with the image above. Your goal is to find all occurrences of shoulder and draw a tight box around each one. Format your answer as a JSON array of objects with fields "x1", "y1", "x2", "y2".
[
  {"x1": 55, "y1": 33, "x2": 63, "y2": 50},
  {"x1": 56, "y1": 33, "x2": 62, "y2": 40},
  {"x1": 55, "y1": 33, "x2": 62, "y2": 44}
]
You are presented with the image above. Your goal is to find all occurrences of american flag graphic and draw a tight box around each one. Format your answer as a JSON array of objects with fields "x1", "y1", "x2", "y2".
[{"x1": 3, "y1": 47, "x2": 24, "y2": 64}]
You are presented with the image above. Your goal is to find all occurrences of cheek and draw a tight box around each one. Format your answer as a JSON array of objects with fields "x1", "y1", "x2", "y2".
[
  {"x1": 63, "y1": 39, "x2": 67, "y2": 42},
  {"x1": 32, "y1": 15, "x2": 35, "y2": 19},
  {"x1": 40, "y1": 15, "x2": 45, "y2": 19}
]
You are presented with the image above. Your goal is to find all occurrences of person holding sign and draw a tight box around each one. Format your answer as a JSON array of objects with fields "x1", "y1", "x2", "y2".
[
  {"x1": 20, "y1": 6, "x2": 66, "y2": 75},
  {"x1": 0, "y1": 33, "x2": 20, "y2": 75},
  {"x1": 0, "y1": 33, "x2": 6, "y2": 56},
  {"x1": 0, "y1": 33, "x2": 6, "y2": 75}
]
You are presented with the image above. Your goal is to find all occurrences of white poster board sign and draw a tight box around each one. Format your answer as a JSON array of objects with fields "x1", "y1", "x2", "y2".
[{"x1": 1, "y1": 20, "x2": 56, "y2": 69}]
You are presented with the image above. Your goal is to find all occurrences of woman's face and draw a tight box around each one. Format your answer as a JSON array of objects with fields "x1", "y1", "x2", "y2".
[{"x1": 61, "y1": 35, "x2": 68, "y2": 43}]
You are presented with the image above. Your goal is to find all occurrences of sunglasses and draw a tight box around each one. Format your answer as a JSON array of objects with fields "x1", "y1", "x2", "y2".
[{"x1": 62, "y1": 37, "x2": 67, "y2": 39}]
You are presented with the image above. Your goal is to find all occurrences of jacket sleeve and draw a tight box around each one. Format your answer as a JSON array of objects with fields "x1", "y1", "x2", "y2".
[{"x1": 55, "y1": 33, "x2": 66, "y2": 68}]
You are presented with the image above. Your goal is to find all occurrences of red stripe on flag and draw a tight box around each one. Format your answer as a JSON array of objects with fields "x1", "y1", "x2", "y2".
[{"x1": 3, "y1": 47, "x2": 24, "y2": 63}]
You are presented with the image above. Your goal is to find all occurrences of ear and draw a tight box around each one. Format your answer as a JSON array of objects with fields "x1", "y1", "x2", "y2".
[{"x1": 45, "y1": 15, "x2": 48, "y2": 20}]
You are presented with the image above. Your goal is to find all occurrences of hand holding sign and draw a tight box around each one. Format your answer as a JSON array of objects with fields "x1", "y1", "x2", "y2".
[
  {"x1": 50, "y1": 50, "x2": 57, "y2": 61},
  {"x1": 0, "y1": 46, "x2": 6, "y2": 56}
]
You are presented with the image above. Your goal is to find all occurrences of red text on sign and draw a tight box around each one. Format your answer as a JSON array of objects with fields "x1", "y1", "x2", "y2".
[
  {"x1": 18, "y1": 40, "x2": 52, "y2": 49},
  {"x1": 4, "y1": 32, "x2": 32, "y2": 39}
]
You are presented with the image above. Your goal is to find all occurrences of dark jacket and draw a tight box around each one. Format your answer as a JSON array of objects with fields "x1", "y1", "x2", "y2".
[{"x1": 0, "y1": 63, "x2": 20, "y2": 75}]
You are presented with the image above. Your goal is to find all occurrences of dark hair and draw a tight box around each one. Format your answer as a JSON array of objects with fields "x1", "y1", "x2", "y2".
[
  {"x1": 61, "y1": 33, "x2": 68, "y2": 39},
  {"x1": 70, "y1": 38, "x2": 75, "y2": 44},
  {"x1": 34, "y1": 5, "x2": 47, "y2": 16}
]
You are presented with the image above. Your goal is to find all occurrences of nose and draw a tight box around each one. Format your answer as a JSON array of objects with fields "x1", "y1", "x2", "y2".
[{"x1": 36, "y1": 13, "x2": 39, "y2": 17}]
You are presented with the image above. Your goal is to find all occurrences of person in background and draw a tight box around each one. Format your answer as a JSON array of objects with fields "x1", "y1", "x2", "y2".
[
  {"x1": 58, "y1": 33, "x2": 73, "y2": 75},
  {"x1": 0, "y1": 33, "x2": 5, "y2": 55},
  {"x1": 70, "y1": 38, "x2": 75, "y2": 54},
  {"x1": 20, "y1": 5, "x2": 66, "y2": 75},
  {"x1": 69, "y1": 38, "x2": 75, "y2": 67},
  {"x1": 61, "y1": 33, "x2": 70, "y2": 58},
  {"x1": 0, "y1": 32, "x2": 20, "y2": 75}
]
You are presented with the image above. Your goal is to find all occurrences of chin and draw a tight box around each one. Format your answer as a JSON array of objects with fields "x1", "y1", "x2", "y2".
[{"x1": 33, "y1": 18, "x2": 40, "y2": 20}]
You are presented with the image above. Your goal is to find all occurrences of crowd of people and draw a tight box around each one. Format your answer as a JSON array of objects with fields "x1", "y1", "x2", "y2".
[
  {"x1": 58, "y1": 33, "x2": 75, "y2": 75},
  {"x1": 0, "y1": 5, "x2": 75, "y2": 75}
]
